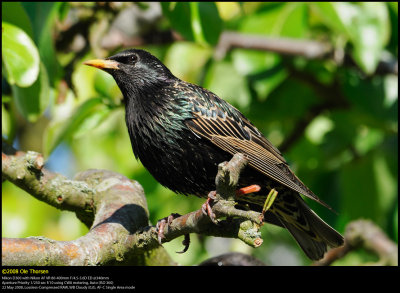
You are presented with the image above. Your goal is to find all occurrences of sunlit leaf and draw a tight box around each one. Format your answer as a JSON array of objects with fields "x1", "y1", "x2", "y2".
[
  {"x1": 232, "y1": 49, "x2": 288, "y2": 99},
  {"x1": 215, "y1": 2, "x2": 241, "y2": 20},
  {"x1": 305, "y1": 115, "x2": 334, "y2": 145},
  {"x1": 94, "y1": 70, "x2": 121, "y2": 101},
  {"x1": 312, "y1": 2, "x2": 354, "y2": 36},
  {"x1": 2, "y1": 22, "x2": 40, "y2": 87},
  {"x1": 72, "y1": 106, "x2": 111, "y2": 139},
  {"x1": 43, "y1": 97, "x2": 109, "y2": 157},
  {"x1": 354, "y1": 126, "x2": 384, "y2": 155},
  {"x1": 313, "y1": 2, "x2": 390, "y2": 74},
  {"x1": 240, "y1": 2, "x2": 307, "y2": 38},
  {"x1": 164, "y1": 42, "x2": 212, "y2": 82},
  {"x1": 203, "y1": 60, "x2": 250, "y2": 109}
]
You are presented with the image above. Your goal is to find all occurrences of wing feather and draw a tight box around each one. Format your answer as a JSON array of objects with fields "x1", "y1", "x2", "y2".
[{"x1": 185, "y1": 94, "x2": 332, "y2": 208}]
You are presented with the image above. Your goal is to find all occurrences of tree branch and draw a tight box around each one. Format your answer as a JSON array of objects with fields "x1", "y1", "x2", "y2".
[
  {"x1": 2, "y1": 142, "x2": 95, "y2": 227},
  {"x1": 3, "y1": 143, "x2": 397, "y2": 266},
  {"x1": 152, "y1": 153, "x2": 264, "y2": 248},
  {"x1": 314, "y1": 219, "x2": 398, "y2": 266},
  {"x1": 199, "y1": 252, "x2": 266, "y2": 266},
  {"x1": 215, "y1": 31, "x2": 398, "y2": 76},
  {"x1": 215, "y1": 31, "x2": 332, "y2": 60},
  {"x1": 2, "y1": 163, "x2": 175, "y2": 265},
  {"x1": 2, "y1": 144, "x2": 264, "y2": 265}
]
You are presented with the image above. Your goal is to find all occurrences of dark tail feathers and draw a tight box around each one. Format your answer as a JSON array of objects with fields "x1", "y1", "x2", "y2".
[{"x1": 272, "y1": 195, "x2": 344, "y2": 261}]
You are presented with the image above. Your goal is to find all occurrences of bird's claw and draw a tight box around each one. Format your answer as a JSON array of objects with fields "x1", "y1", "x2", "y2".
[
  {"x1": 202, "y1": 191, "x2": 218, "y2": 224},
  {"x1": 156, "y1": 213, "x2": 191, "y2": 253},
  {"x1": 156, "y1": 213, "x2": 181, "y2": 244},
  {"x1": 176, "y1": 234, "x2": 190, "y2": 254}
]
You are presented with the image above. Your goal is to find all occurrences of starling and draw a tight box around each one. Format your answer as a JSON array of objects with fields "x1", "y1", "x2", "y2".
[{"x1": 84, "y1": 49, "x2": 344, "y2": 260}]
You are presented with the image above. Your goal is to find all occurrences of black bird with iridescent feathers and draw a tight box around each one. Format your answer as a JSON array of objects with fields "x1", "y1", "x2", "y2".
[{"x1": 84, "y1": 49, "x2": 344, "y2": 260}]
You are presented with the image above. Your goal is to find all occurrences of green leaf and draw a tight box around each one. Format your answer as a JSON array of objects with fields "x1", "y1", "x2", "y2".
[
  {"x1": 2, "y1": 22, "x2": 40, "y2": 87},
  {"x1": 351, "y1": 3, "x2": 390, "y2": 74},
  {"x1": 339, "y1": 155, "x2": 379, "y2": 221},
  {"x1": 354, "y1": 127, "x2": 384, "y2": 156},
  {"x1": 231, "y1": 49, "x2": 288, "y2": 99},
  {"x1": 11, "y1": 62, "x2": 50, "y2": 122},
  {"x1": 305, "y1": 115, "x2": 335, "y2": 145},
  {"x1": 22, "y1": 2, "x2": 63, "y2": 85},
  {"x1": 93, "y1": 71, "x2": 121, "y2": 101},
  {"x1": 311, "y1": 2, "x2": 353, "y2": 36},
  {"x1": 1, "y1": 2, "x2": 33, "y2": 39},
  {"x1": 232, "y1": 49, "x2": 277, "y2": 76},
  {"x1": 203, "y1": 60, "x2": 250, "y2": 109},
  {"x1": 72, "y1": 106, "x2": 111, "y2": 139},
  {"x1": 43, "y1": 98, "x2": 109, "y2": 157},
  {"x1": 21, "y1": 2, "x2": 55, "y2": 43},
  {"x1": 313, "y1": 2, "x2": 390, "y2": 74},
  {"x1": 161, "y1": 2, "x2": 222, "y2": 46},
  {"x1": 190, "y1": 2, "x2": 207, "y2": 45},
  {"x1": 196, "y1": 2, "x2": 223, "y2": 45},
  {"x1": 373, "y1": 151, "x2": 397, "y2": 224},
  {"x1": 342, "y1": 72, "x2": 397, "y2": 124},
  {"x1": 273, "y1": 2, "x2": 307, "y2": 38},
  {"x1": 163, "y1": 42, "x2": 212, "y2": 82},
  {"x1": 240, "y1": 3, "x2": 307, "y2": 38},
  {"x1": 161, "y1": 2, "x2": 194, "y2": 41},
  {"x1": 2, "y1": 102, "x2": 11, "y2": 138}
]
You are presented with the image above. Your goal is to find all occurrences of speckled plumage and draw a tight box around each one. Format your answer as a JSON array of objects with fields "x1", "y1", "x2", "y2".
[{"x1": 84, "y1": 49, "x2": 344, "y2": 260}]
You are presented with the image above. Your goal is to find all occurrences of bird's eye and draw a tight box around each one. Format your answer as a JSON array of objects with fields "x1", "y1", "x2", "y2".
[{"x1": 129, "y1": 54, "x2": 138, "y2": 64}]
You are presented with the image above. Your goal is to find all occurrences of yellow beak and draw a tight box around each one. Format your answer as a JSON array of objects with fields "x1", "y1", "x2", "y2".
[{"x1": 83, "y1": 59, "x2": 119, "y2": 70}]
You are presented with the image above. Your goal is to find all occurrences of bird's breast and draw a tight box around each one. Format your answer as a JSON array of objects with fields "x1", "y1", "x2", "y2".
[{"x1": 125, "y1": 106, "x2": 232, "y2": 196}]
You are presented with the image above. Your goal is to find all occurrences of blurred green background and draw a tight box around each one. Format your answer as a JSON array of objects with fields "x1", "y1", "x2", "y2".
[{"x1": 2, "y1": 2, "x2": 398, "y2": 266}]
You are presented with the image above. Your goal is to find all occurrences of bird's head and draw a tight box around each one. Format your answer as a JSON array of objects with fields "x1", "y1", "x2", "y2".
[{"x1": 84, "y1": 49, "x2": 175, "y2": 98}]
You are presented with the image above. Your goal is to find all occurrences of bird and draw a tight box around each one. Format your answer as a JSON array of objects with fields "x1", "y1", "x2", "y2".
[{"x1": 84, "y1": 48, "x2": 344, "y2": 260}]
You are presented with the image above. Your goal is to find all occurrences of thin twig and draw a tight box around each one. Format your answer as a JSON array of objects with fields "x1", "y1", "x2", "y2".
[{"x1": 314, "y1": 219, "x2": 398, "y2": 266}]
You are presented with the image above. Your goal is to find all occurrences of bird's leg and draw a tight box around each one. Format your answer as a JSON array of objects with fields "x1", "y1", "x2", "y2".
[
  {"x1": 156, "y1": 213, "x2": 191, "y2": 253},
  {"x1": 201, "y1": 191, "x2": 218, "y2": 224}
]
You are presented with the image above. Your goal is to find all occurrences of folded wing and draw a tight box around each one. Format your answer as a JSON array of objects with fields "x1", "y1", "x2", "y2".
[{"x1": 184, "y1": 93, "x2": 332, "y2": 209}]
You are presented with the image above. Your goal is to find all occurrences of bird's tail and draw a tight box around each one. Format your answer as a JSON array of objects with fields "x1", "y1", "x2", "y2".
[{"x1": 270, "y1": 193, "x2": 344, "y2": 261}]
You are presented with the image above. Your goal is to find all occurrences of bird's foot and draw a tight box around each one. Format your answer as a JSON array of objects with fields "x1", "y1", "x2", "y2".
[
  {"x1": 156, "y1": 213, "x2": 180, "y2": 244},
  {"x1": 156, "y1": 213, "x2": 191, "y2": 253},
  {"x1": 202, "y1": 185, "x2": 261, "y2": 224},
  {"x1": 202, "y1": 191, "x2": 218, "y2": 224}
]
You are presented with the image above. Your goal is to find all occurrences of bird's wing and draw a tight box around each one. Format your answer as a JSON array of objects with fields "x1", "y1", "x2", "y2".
[{"x1": 184, "y1": 93, "x2": 330, "y2": 208}]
